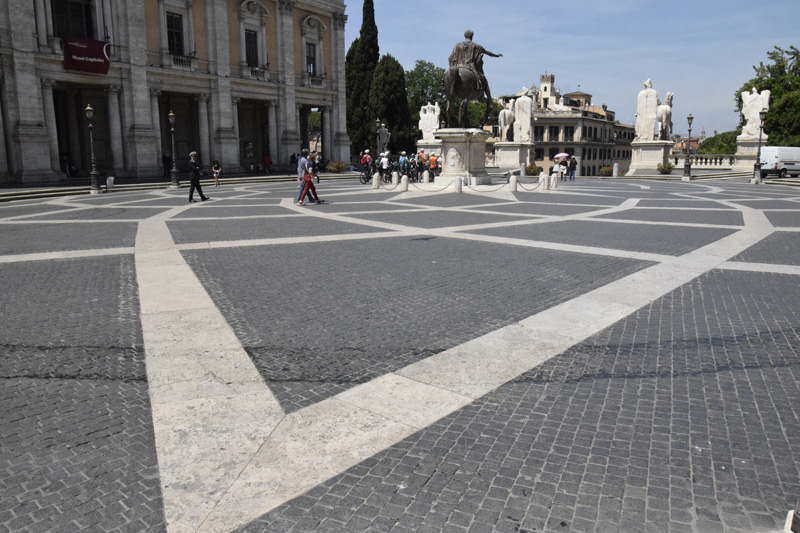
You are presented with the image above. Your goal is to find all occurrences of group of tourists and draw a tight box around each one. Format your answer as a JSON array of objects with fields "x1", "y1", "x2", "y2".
[
  {"x1": 358, "y1": 149, "x2": 441, "y2": 179},
  {"x1": 552, "y1": 156, "x2": 577, "y2": 181}
]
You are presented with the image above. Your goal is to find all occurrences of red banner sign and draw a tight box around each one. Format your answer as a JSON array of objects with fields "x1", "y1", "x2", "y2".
[{"x1": 63, "y1": 37, "x2": 110, "y2": 75}]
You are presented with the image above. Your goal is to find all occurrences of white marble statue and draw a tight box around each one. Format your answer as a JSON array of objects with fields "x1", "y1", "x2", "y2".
[
  {"x1": 656, "y1": 92, "x2": 673, "y2": 141},
  {"x1": 498, "y1": 100, "x2": 515, "y2": 141},
  {"x1": 635, "y1": 78, "x2": 658, "y2": 141},
  {"x1": 739, "y1": 87, "x2": 770, "y2": 139},
  {"x1": 418, "y1": 102, "x2": 440, "y2": 141},
  {"x1": 513, "y1": 93, "x2": 532, "y2": 143},
  {"x1": 550, "y1": 96, "x2": 567, "y2": 111}
]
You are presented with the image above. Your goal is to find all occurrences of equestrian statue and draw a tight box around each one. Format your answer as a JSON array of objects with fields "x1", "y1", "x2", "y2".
[{"x1": 443, "y1": 30, "x2": 502, "y2": 128}]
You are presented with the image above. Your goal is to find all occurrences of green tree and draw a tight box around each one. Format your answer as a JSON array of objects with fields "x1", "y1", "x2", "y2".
[
  {"x1": 370, "y1": 54, "x2": 415, "y2": 154},
  {"x1": 697, "y1": 131, "x2": 738, "y2": 154},
  {"x1": 405, "y1": 60, "x2": 446, "y2": 123},
  {"x1": 735, "y1": 46, "x2": 800, "y2": 146},
  {"x1": 345, "y1": 0, "x2": 379, "y2": 156}
]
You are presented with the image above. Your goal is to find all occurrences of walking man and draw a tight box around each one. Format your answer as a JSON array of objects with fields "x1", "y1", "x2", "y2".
[
  {"x1": 188, "y1": 151, "x2": 209, "y2": 203},
  {"x1": 297, "y1": 149, "x2": 324, "y2": 206}
]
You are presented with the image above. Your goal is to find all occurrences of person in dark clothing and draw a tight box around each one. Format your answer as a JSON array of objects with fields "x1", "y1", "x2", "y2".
[
  {"x1": 162, "y1": 152, "x2": 172, "y2": 179},
  {"x1": 188, "y1": 151, "x2": 209, "y2": 203}
]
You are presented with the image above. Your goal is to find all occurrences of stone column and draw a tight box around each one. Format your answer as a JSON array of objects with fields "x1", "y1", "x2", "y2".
[
  {"x1": 158, "y1": 0, "x2": 169, "y2": 64},
  {"x1": 231, "y1": 97, "x2": 240, "y2": 138},
  {"x1": 186, "y1": 2, "x2": 195, "y2": 56},
  {"x1": 331, "y1": 11, "x2": 350, "y2": 162},
  {"x1": 40, "y1": 80, "x2": 60, "y2": 172},
  {"x1": 197, "y1": 94, "x2": 210, "y2": 162},
  {"x1": 260, "y1": 13, "x2": 268, "y2": 68},
  {"x1": 238, "y1": 13, "x2": 247, "y2": 72},
  {"x1": 34, "y1": 0, "x2": 49, "y2": 50},
  {"x1": 322, "y1": 105, "x2": 332, "y2": 162},
  {"x1": 66, "y1": 91, "x2": 82, "y2": 169},
  {"x1": 150, "y1": 89, "x2": 163, "y2": 158},
  {"x1": 559, "y1": 126, "x2": 565, "y2": 142},
  {"x1": 267, "y1": 101, "x2": 278, "y2": 162},
  {"x1": 107, "y1": 85, "x2": 124, "y2": 172},
  {"x1": 0, "y1": 77, "x2": 8, "y2": 176},
  {"x1": 276, "y1": 0, "x2": 299, "y2": 164}
]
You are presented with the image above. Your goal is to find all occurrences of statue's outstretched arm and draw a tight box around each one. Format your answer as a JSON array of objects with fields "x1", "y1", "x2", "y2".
[{"x1": 485, "y1": 50, "x2": 503, "y2": 58}]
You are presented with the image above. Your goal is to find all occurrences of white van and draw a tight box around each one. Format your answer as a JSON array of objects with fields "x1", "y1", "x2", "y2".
[{"x1": 759, "y1": 146, "x2": 800, "y2": 178}]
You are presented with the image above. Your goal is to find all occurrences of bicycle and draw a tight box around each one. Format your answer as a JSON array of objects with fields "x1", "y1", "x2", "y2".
[{"x1": 359, "y1": 164, "x2": 372, "y2": 184}]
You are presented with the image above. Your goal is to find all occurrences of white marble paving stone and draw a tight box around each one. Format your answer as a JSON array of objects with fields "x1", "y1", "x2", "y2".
[{"x1": 124, "y1": 183, "x2": 792, "y2": 533}]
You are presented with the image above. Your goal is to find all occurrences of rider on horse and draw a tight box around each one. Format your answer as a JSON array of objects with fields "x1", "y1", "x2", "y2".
[{"x1": 448, "y1": 30, "x2": 502, "y2": 95}]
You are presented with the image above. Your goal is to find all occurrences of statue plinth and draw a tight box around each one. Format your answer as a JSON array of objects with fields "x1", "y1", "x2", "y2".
[
  {"x1": 732, "y1": 138, "x2": 766, "y2": 173},
  {"x1": 434, "y1": 128, "x2": 492, "y2": 187},
  {"x1": 494, "y1": 142, "x2": 535, "y2": 170},
  {"x1": 626, "y1": 140, "x2": 673, "y2": 175},
  {"x1": 416, "y1": 138, "x2": 442, "y2": 156}
]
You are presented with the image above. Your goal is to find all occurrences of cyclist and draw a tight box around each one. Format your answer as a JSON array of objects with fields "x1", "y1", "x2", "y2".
[
  {"x1": 428, "y1": 153, "x2": 439, "y2": 177},
  {"x1": 417, "y1": 149, "x2": 427, "y2": 177},
  {"x1": 399, "y1": 151, "x2": 409, "y2": 173},
  {"x1": 360, "y1": 149, "x2": 373, "y2": 174}
]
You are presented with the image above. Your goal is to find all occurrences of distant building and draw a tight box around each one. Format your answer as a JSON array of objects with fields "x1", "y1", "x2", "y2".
[
  {"x1": 497, "y1": 74, "x2": 634, "y2": 176},
  {"x1": 673, "y1": 137, "x2": 701, "y2": 154},
  {"x1": 0, "y1": 0, "x2": 350, "y2": 184}
]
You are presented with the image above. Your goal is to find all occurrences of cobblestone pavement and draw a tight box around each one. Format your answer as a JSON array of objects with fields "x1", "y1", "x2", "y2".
[{"x1": 1, "y1": 178, "x2": 799, "y2": 532}]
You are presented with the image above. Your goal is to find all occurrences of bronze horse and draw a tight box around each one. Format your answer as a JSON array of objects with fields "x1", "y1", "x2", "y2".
[{"x1": 443, "y1": 66, "x2": 492, "y2": 128}]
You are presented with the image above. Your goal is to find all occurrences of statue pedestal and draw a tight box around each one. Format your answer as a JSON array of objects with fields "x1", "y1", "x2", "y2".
[
  {"x1": 416, "y1": 138, "x2": 442, "y2": 157},
  {"x1": 732, "y1": 138, "x2": 762, "y2": 173},
  {"x1": 435, "y1": 128, "x2": 491, "y2": 187},
  {"x1": 626, "y1": 140, "x2": 673, "y2": 175},
  {"x1": 494, "y1": 142, "x2": 535, "y2": 170}
]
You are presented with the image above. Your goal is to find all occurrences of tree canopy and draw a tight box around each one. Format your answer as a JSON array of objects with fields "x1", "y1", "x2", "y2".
[
  {"x1": 735, "y1": 46, "x2": 800, "y2": 146},
  {"x1": 697, "y1": 131, "x2": 737, "y2": 154},
  {"x1": 370, "y1": 54, "x2": 415, "y2": 154},
  {"x1": 405, "y1": 60, "x2": 446, "y2": 123}
]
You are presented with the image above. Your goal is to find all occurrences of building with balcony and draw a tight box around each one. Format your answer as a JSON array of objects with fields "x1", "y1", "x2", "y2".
[
  {"x1": 0, "y1": 0, "x2": 350, "y2": 184},
  {"x1": 498, "y1": 74, "x2": 634, "y2": 176}
]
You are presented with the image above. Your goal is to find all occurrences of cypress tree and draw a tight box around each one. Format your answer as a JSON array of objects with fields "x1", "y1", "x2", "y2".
[
  {"x1": 345, "y1": 0, "x2": 379, "y2": 156},
  {"x1": 370, "y1": 54, "x2": 415, "y2": 154}
]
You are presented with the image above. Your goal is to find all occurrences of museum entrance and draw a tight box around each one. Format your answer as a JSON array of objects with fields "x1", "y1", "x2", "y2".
[
  {"x1": 159, "y1": 93, "x2": 199, "y2": 173},
  {"x1": 238, "y1": 100, "x2": 270, "y2": 171},
  {"x1": 52, "y1": 84, "x2": 109, "y2": 177}
]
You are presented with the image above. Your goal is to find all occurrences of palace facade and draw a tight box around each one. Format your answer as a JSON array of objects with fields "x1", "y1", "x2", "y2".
[{"x1": 0, "y1": 0, "x2": 350, "y2": 184}]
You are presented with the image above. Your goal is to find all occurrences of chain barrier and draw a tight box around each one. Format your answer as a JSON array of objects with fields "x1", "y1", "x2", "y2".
[
  {"x1": 517, "y1": 179, "x2": 544, "y2": 192},
  {"x1": 378, "y1": 180, "x2": 402, "y2": 191},
  {"x1": 409, "y1": 180, "x2": 455, "y2": 192},
  {"x1": 464, "y1": 181, "x2": 509, "y2": 192}
]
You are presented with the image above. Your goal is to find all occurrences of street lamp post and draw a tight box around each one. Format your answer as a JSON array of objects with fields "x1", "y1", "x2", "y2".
[
  {"x1": 168, "y1": 111, "x2": 179, "y2": 188},
  {"x1": 85, "y1": 104, "x2": 101, "y2": 193},
  {"x1": 682, "y1": 114, "x2": 693, "y2": 181},
  {"x1": 753, "y1": 108, "x2": 767, "y2": 184}
]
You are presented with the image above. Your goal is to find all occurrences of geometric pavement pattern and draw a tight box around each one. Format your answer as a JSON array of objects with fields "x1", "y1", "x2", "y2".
[{"x1": 0, "y1": 178, "x2": 798, "y2": 533}]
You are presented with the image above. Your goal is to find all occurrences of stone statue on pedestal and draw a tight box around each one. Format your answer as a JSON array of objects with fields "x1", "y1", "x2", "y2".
[
  {"x1": 656, "y1": 92, "x2": 673, "y2": 141},
  {"x1": 419, "y1": 103, "x2": 440, "y2": 142},
  {"x1": 377, "y1": 123, "x2": 391, "y2": 153},
  {"x1": 738, "y1": 87, "x2": 770, "y2": 140},
  {"x1": 513, "y1": 93, "x2": 532, "y2": 143},
  {"x1": 498, "y1": 100, "x2": 515, "y2": 141},
  {"x1": 635, "y1": 78, "x2": 658, "y2": 141}
]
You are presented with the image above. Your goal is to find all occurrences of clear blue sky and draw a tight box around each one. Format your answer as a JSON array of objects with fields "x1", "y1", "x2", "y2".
[{"x1": 345, "y1": 0, "x2": 799, "y2": 137}]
